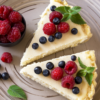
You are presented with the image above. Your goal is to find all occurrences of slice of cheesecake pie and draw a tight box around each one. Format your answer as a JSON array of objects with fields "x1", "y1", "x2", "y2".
[
  {"x1": 20, "y1": 50, "x2": 97, "y2": 100},
  {"x1": 20, "y1": 0, "x2": 92, "y2": 66}
]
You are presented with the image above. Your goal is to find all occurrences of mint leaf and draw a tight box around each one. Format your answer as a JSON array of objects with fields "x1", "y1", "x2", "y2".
[
  {"x1": 71, "y1": 13, "x2": 86, "y2": 24},
  {"x1": 64, "y1": 6, "x2": 71, "y2": 12},
  {"x1": 85, "y1": 73, "x2": 93, "y2": 85},
  {"x1": 78, "y1": 57, "x2": 87, "y2": 69},
  {"x1": 55, "y1": 6, "x2": 67, "y2": 14},
  {"x1": 71, "y1": 6, "x2": 81, "y2": 15},
  {"x1": 77, "y1": 69, "x2": 86, "y2": 77},
  {"x1": 7, "y1": 85, "x2": 27, "y2": 100},
  {"x1": 61, "y1": 13, "x2": 71, "y2": 22},
  {"x1": 86, "y1": 67, "x2": 95, "y2": 73}
]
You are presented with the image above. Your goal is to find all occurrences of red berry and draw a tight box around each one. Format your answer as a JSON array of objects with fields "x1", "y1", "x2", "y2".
[
  {"x1": 0, "y1": 5, "x2": 10, "y2": 19},
  {"x1": 49, "y1": 11, "x2": 62, "y2": 23},
  {"x1": 7, "y1": 6, "x2": 13, "y2": 12},
  {"x1": 9, "y1": 11, "x2": 22, "y2": 23},
  {"x1": 7, "y1": 27, "x2": 21, "y2": 43},
  {"x1": 51, "y1": 67, "x2": 63, "y2": 80},
  {"x1": 0, "y1": 35, "x2": 9, "y2": 43},
  {"x1": 13, "y1": 22, "x2": 25, "y2": 32},
  {"x1": 3, "y1": 18, "x2": 11, "y2": 25},
  {"x1": 43, "y1": 23, "x2": 56, "y2": 35},
  {"x1": 61, "y1": 75, "x2": 75, "y2": 89},
  {"x1": 0, "y1": 21, "x2": 11, "y2": 35},
  {"x1": 64, "y1": 61, "x2": 77, "y2": 75},
  {"x1": 57, "y1": 22, "x2": 70, "y2": 33},
  {"x1": 1, "y1": 52, "x2": 13, "y2": 63}
]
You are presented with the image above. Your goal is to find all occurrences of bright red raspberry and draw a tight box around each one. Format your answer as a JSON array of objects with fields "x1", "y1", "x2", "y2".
[
  {"x1": 43, "y1": 23, "x2": 56, "y2": 35},
  {"x1": 3, "y1": 18, "x2": 11, "y2": 25},
  {"x1": 7, "y1": 27, "x2": 21, "y2": 43},
  {"x1": 0, "y1": 21, "x2": 11, "y2": 35},
  {"x1": 9, "y1": 11, "x2": 22, "y2": 23},
  {"x1": 7, "y1": 6, "x2": 13, "y2": 12},
  {"x1": 61, "y1": 75, "x2": 75, "y2": 89},
  {"x1": 57, "y1": 22, "x2": 70, "y2": 33},
  {"x1": 49, "y1": 11, "x2": 62, "y2": 22},
  {"x1": 0, "y1": 35, "x2": 9, "y2": 43},
  {"x1": 13, "y1": 22, "x2": 25, "y2": 32},
  {"x1": 51, "y1": 67, "x2": 63, "y2": 80},
  {"x1": 64, "y1": 61, "x2": 77, "y2": 75},
  {"x1": 0, "y1": 5, "x2": 10, "y2": 19},
  {"x1": 1, "y1": 52, "x2": 13, "y2": 63}
]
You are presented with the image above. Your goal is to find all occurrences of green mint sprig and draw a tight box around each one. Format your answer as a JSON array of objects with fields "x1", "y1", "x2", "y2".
[
  {"x1": 7, "y1": 85, "x2": 27, "y2": 100},
  {"x1": 55, "y1": 6, "x2": 86, "y2": 25},
  {"x1": 77, "y1": 57, "x2": 95, "y2": 85}
]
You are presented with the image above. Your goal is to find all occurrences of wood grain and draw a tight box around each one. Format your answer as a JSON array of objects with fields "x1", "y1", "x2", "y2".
[{"x1": 0, "y1": 0, "x2": 100, "y2": 100}]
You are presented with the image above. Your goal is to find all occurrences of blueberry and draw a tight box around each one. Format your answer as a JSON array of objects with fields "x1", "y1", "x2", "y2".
[
  {"x1": 75, "y1": 76, "x2": 82, "y2": 84},
  {"x1": 71, "y1": 55, "x2": 76, "y2": 61},
  {"x1": 39, "y1": 36, "x2": 47, "y2": 44},
  {"x1": 71, "y1": 28, "x2": 78, "y2": 35},
  {"x1": 34, "y1": 67, "x2": 42, "y2": 74},
  {"x1": 46, "y1": 62, "x2": 54, "y2": 70},
  {"x1": 48, "y1": 36, "x2": 55, "y2": 42},
  {"x1": 43, "y1": 69, "x2": 50, "y2": 76},
  {"x1": 32, "y1": 43, "x2": 39, "y2": 49},
  {"x1": 50, "y1": 5, "x2": 56, "y2": 11},
  {"x1": 0, "y1": 73, "x2": 2, "y2": 79},
  {"x1": 2, "y1": 72, "x2": 10, "y2": 80},
  {"x1": 58, "y1": 61, "x2": 65, "y2": 68},
  {"x1": 55, "y1": 32, "x2": 62, "y2": 39},
  {"x1": 72, "y1": 87, "x2": 80, "y2": 94},
  {"x1": 53, "y1": 18, "x2": 60, "y2": 25}
]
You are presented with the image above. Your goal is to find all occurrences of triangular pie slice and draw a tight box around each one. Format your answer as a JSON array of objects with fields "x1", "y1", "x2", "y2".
[
  {"x1": 20, "y1": 0, "x2": 92, "y2": 66},
  {"x1": 20, "y1": 50, "x2": 97, "y2": 100}
]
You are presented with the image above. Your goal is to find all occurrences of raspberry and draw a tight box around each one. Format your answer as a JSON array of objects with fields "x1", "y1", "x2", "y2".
[
  {"x1": 64, "y1": 61, "x2": 77, "y2": 75},
  {"x1": 0, "y1": 35, "x2": 9, "y2": 43},
  {"x1": 1, "y1": 52, "x2": 13, "y2": 63},
  {"x1": 9, "y1": 11, "x2": 22, "y2": 23},
  {"x1": 3, "y1": 18, "x2": 11, "y2": 25},
  {"x1": 49, "y1": 11, "x2": 62, "y2": 23},
  {"x1": 57, "y1": 22, "x2": 70, "y2": 33},
  {"x1": 61, "y1": 75, "x2": 75, "y2": 89},
  {"x1": 0, "y1": 21, "x2": 11, "y2": 35},
  {"x1": 7, "y1": 27, "x2": 21, "y2": 43},
  {"x1": 51, "y1": 67, "x2": 63, "y2": 80},
  {"x1": 13, "y1": 22, "x2": 25, "y2": 32},
  {"x1": 43, "y1": 23, "x2": 56, "y2": 35},
  {"x1": 0, "y1": 5, "x2": 10, "y2": 19},
  {"x1": 7, "y1": 6, "x2": 13, "y2": 12}
]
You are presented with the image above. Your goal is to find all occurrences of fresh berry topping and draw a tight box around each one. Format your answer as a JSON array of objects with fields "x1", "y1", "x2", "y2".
[
  {"x1": 49, "y1": 11, "x2": 62, "y2": 23},
  {"x1": 0, "y1": 5, "x2": 10, "y2": 19},
  {"x1": 71, "y1": 55, "x2": 77, "y2": 61},
  {"x1": 34, "y1": 67, "x2": 42, "y2": 74},
  {"x1": 72, "y1": 87, "x2": 80, "y2": 94},
  {"x1": 53, "y1": 17, "x2": 60, "y2": 25},
  {"x1": 50, "y1": 5, "x2": 56, "y2": 11},
  {"x1": 1, "y1": 52, "x2": 13, "y2": 63},
  {"x1": 43, "y1": 23, "x2": 56, "y2": 35},
  {"x1": 39, "y1": 36, "x2": 47, "y2": 44},
  {"x1": 0, "y1": 73, "x2": 2, "y2": 79},
  {"x1": 9, "y1": 11, "x2": 22, "y2": 23},
  {"x1": 64, "y1": 61, "x2": 77, "y2": 75},
  {"x1": 51, "y1": 67, "x2": 63, "y2": 80},
  {"x1": 32, "y1": 43, "x2": 39, "y2": 49},
  {"x1": 61, "y1": 75, "x2": 75, "y2": 89},
  {"x1": 0, "y1": 35, "x2": 9, "y2": 43},
  {"x1": 57, "y1": 22, "x2": 70, "y2": 33},
  {"x1": 1, "y1": 72, "x2": 10, "y2": 80},
  {"x1": 7, "y1": 27, "x2": 21, "y2": 43},
  {"x1": 0, "y1": 21, "x2": 11, "y2": 35},
  {"x1": 46, "y1": 62, "x2": 54, "y2": 70},
  {"x1": 71, "y1": 28, "x2": 78, "y2": 35},
  {"x1": 58, "y1": 61, "x2": 65, "y2": 68},
  {"x1": 7, "y1": 6, "x2": 13, "y2": 12},
  {"x1": 75, "y1": 76, "x2": 82, "y2": 84},
  {"x1": 55, "y1": 32, "x2": 62, "y2": 39},
  {"x1": 3, "y1": 18, "x2": 11, "y2": 25},
  {"x1": 13, "y1": 22, "x2": 25, "y2": 32},
  {"x1": 43, "y1": 69, "x2": 50, "y2": 76},
  {"x1": 48, "y1": 36, "x2": 55, "y2": 42}
]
